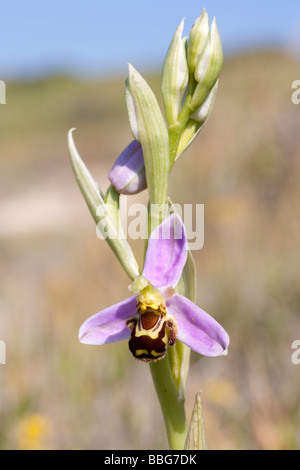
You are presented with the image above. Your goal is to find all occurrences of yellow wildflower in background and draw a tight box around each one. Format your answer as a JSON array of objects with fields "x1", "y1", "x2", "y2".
[{"x1": 15, "y1": 413, "x2": 53, "y2": 450}]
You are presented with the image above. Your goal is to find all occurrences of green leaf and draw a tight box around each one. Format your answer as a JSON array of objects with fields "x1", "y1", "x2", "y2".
[
  {"x1": 126, "y1": 65, "x2": 169, "y2": 228},
  {"x1": 68, "y1": 129, "x2": 140, "y2": 281},
  {"x1": 184, "y1": 392, "x2": 208, "y2": 450}
]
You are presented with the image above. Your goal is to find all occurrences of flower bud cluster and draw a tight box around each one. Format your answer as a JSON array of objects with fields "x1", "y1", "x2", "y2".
[
  {"x1": 162, "y1": 8, "x2": 222, "y2": 122},
  {"x1": 162, "y1": 8, "x2": 223, "y2": 162},
  {"x1": 107, "y1": 9, "x2": 223, "y2": 195},
  {"x1": 69, "y1": 8, "x2": 223, "y2": 257}
]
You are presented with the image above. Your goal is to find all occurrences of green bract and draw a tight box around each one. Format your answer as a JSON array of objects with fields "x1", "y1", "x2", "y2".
[
  {"x1": 175, "y1": 79, "x2": 219, "y2": 158},
  {"x1": 126, "y1": 65, "x2": 169, "y2": 228},
  {"x1": 184, "y1": 392, "x2": 207, "y2": 450},
  {"x1": 68, "y1": 129, "x2": 140, "y2": 281}
]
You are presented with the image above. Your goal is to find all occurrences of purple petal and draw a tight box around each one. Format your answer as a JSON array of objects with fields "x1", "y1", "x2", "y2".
[
  {"x1": 108, "y1": 140, "x2": 147, "y2": 195},
  {"x1": 142, "y1": 213, "x2": 188, "y2": 289},
  {"x1": 79, "y1": 296, "x2": 137, "y2": 345},
  {"x1": 167, "y1": 294, "x2": 229, "y2": 357}
]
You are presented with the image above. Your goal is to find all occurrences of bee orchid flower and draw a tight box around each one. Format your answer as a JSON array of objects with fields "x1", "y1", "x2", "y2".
[{"x1": 79, "y1": 213, "x2": 229, "y2": 361}]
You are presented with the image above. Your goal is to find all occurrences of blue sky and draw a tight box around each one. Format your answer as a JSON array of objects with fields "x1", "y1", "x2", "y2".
[{"x1": 1, "y1": 0, "x2": 300, "y2": 79}]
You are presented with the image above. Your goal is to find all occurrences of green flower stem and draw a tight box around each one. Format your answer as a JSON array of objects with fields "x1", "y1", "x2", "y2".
[
  {"x1": 145, "y1": 69, "x2": 199, "y2": 446},
  {"x1": 150, "y1": 359, "x2": 188, "y2": 450},
  {"x1": 147, "y1": 189, "x2": 189, "y2": 450},
  {"x1": 168, "y1": 73, "x2": 198, "y2": 165},
  {"x1": 146, "y1": 170, "x2": 197, "y2": 453}
]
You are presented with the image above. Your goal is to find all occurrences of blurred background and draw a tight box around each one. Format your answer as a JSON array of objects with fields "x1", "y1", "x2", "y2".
[{"x1": 1, "y1": 0, "x2": 300, "y2": 450}]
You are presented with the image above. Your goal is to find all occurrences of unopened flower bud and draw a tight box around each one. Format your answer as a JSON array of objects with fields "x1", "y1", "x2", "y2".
[
  {"x1": 190, "y1": 18, "x2": 223, "y2": 112},
  {"x1": 191, "y1": 79, "x2": 218, "y2": 123},
  {"x1": 187, "y1": 9, "x2": 210, "y2": 74},
  {"x1": 108, "y1": 140, "x2": 146, "y2": 195},
  {"x1": 161, "y1": 18, "x2": 188, "y2": 125}
]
